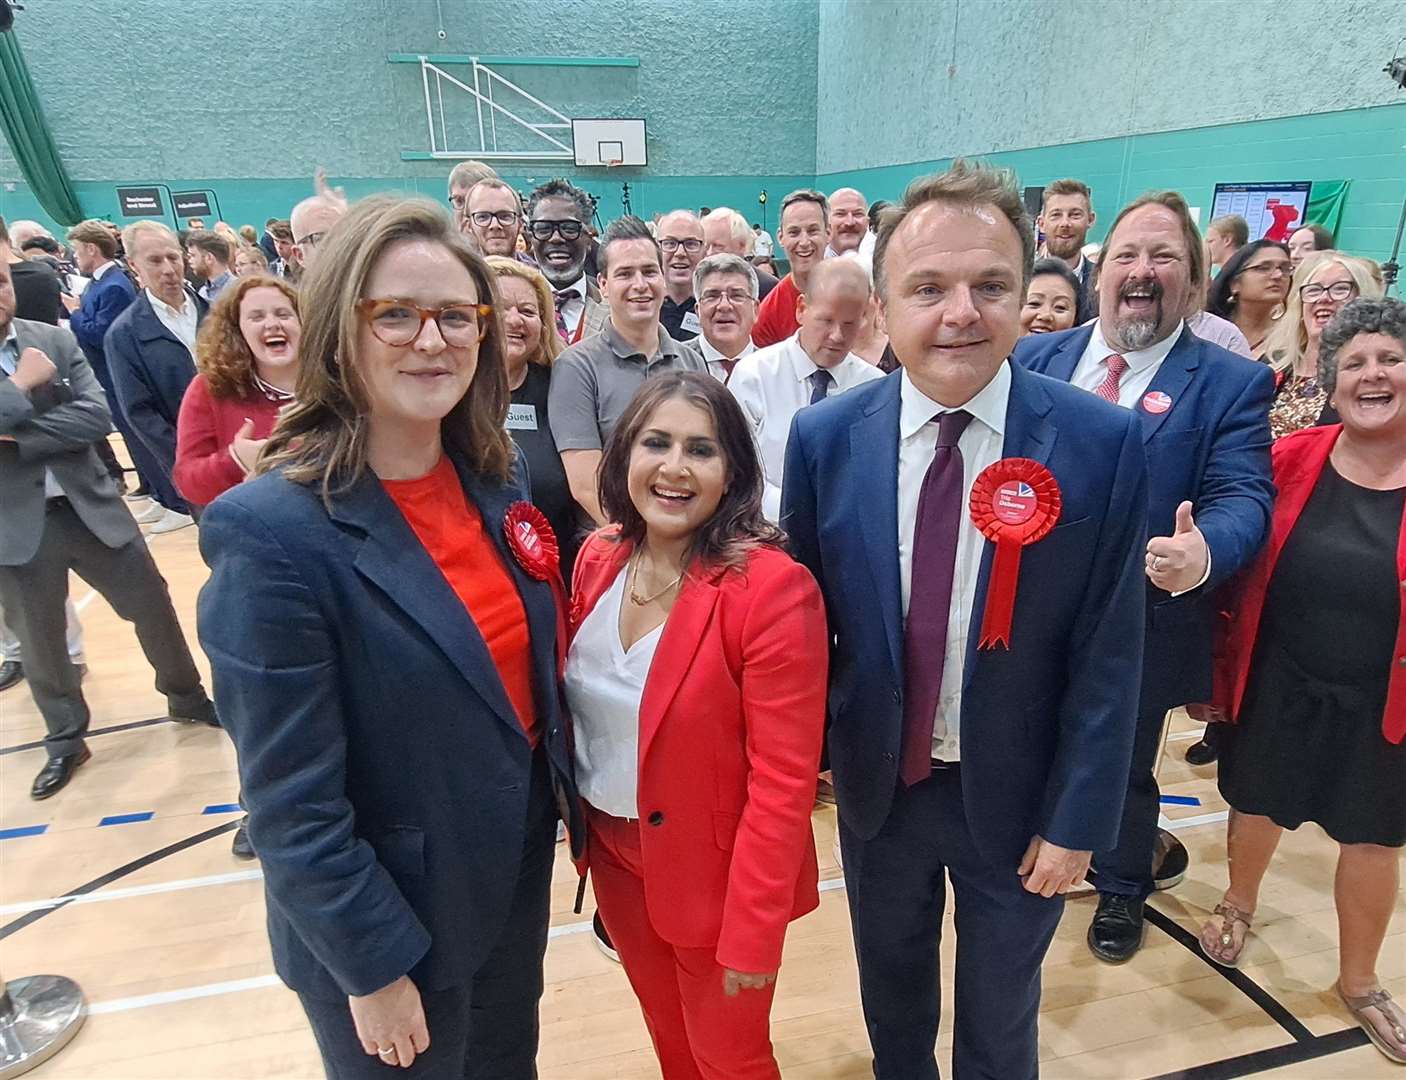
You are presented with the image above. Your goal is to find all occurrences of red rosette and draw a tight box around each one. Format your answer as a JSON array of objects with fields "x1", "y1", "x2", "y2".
[
  {"x1": 505, "y1": 502, "x2": 568, "y2": 676},
  {"x1": 968, "y1": 458, "x2": 1062, "y2": 650}
]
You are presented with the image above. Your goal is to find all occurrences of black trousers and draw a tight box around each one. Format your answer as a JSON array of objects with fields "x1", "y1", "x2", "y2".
[
  {"x1": 839, "y1": 766, "x2": 1064, "y2": 1080},
  {"x1": 0, "y1": 499, "x2": 207, "y2": 758},
  {"x1": 1091, "y1": 704, "x2": 1167, "y2": 899},
  {"x1": 299, "y1": 752, "x2": 558, "y2": 1080}
]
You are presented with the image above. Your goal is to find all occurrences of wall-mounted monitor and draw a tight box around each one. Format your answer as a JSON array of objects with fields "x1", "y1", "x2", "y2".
[{"x1": 1210, "y1": 181, "x2": 1312, "y2": 242}]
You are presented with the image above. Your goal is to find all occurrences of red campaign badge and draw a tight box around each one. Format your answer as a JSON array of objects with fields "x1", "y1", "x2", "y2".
[
  {"x1": 1142, "y1": 390, "x2": 1172, "y2": 415},
  {"x1": 968, "y1": 458, "x2": 1062, "y2": 650},
  {"x1": 504, "y1": 501, "x2": 569, "y2": 677}
]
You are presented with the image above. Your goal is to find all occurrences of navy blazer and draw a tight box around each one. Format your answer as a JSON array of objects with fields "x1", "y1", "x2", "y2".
[
  {"x1": 1014, "y1": 325, "x2": 1275, "y2": 712},
  {"x1": 781, "y1": 364, "x2": 1149, "y2": 864},
  {"x1": 67, "y1": 267, "x2": 137, "y2": 381},
  {"x1": 103, "y1": 289, "x2": 206, "y2": 476},
  {"x1": 197, "y1": 453, "x2": 581, "y2": 1000}
]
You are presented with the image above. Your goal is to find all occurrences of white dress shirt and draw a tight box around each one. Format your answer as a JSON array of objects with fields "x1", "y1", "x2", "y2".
[
  {"x1": 898, "y1": 363, "x2": 1010, "y2": 762},
  {"x1": 728, "y1": 332, "x2": 885, "y2": 520},
  {"x1": 563, "y1": 565, "x2": 663, "y2": 819},
  {"x1": 697, "y1": 334, "x2": 755, "y2": 383},
  {"x1": 554, "y1": 275, "x2": 588, "y2": 339},
  {"x1": 145, "y1": 288, "x2": 198, "y2": 357}
]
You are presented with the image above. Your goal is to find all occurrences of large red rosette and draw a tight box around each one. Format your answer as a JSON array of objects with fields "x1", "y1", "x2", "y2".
[
  {"x1": 504, "y1": 501, "x2": 568, "y2": 674},
  {"x1": 968, "y1": 458, "x2": 1062, "y2": 650}
]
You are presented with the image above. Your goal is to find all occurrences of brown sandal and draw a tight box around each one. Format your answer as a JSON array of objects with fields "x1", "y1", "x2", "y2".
[
  {"x1": 1337, "y1": 983, "x2": 1406, "y2": 1065},
  {"x1": 1197, "y1": 901, "x2": 1252, "y2": 969}
]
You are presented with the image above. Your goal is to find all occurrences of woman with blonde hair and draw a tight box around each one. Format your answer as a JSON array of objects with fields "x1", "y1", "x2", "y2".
[
  {"x1": 486, "y1": 255, "x2": 578, "y2": 577},
  {"x1": 198, "y1": 196, "x2": 580, "y2": 1078},
  {"x1": 233, "y1": 244, "x2": 270, "y2": 277},
  {"x1": 1261, "y1": 251, "x2": 1382, "y2": 438}
]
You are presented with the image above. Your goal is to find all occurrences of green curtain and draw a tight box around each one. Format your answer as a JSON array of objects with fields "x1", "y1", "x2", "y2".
[
  {"x1": 0, "y1": 30, "x2": 82, "y2": 226},
  {"x1": 1305, "y1": 179, "x2": 1348, "y2": 238}
]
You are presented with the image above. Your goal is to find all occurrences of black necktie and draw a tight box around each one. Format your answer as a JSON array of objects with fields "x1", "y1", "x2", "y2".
[{"x1": 808, "y1": 369, "x2": 834, "y2": 405}]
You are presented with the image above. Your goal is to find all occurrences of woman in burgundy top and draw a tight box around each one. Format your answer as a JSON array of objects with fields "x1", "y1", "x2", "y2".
[{"x1": 174, "y1": 274, "x2": 300, "y2": 507}]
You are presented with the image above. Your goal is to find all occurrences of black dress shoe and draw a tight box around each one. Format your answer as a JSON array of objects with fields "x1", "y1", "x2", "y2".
[
  {"x1": 31, "y1": 747, "x2": 92, "y2": 800},
  {"x1": 170, "y1": 697, "x2": 220, "y2": 727},
  {"x1": 0, "y1": 660, "x2": 22, "y2": 692},
  {"x1": 1088, "y1": 893, "x2": 1145, "y2": 963},
  {"x1": 592, "y1": 912, "x2": 620, "y2": 964},
  {"x1": 231, "y1": 818, "x2": 256, "y2": 860},
  {"x1": 1152, "y1": 829, "x2": 1189, "y2": 891}
]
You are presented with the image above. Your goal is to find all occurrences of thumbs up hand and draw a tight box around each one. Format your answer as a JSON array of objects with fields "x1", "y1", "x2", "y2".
[{"x1": 1145, "y1": 500, "x2": 1209, "y2": 593}]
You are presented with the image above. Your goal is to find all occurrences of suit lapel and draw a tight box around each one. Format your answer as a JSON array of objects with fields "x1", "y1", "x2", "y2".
[
  {"x1": 852, "y1": 376, "x2": 904, "y2": 679},
  {"x1": 1137, "y1": 329, "x2": 1200, "y2": 441},
  {"x1": 638, "y1": 570, "x2": 721, "y2": 761},
  {"x1": 1046, "y1": 325, "x2": 1094, "y2": 383}
]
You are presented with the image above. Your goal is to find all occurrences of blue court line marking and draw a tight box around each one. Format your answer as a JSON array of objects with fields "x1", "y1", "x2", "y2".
[
  {"x1": 202, "y1": 804, "x2": 242, "y2": 815},
  {"x1": 99, "y1": 812, "x2": 156, "y2": 827},
  {"x1": 1160, "y1": 794, "x2": 1202, "y2": 806},
  {"x1": 0, "y1": 824, "x2": 49, "y2": 840}
]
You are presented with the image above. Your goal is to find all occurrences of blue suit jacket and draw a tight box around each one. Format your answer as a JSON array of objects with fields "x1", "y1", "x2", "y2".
[
  {"x1": 1013, "y1": 325, "x2": 1275, "y2": 712},
  {"x1": 197, "y1": 453, "x2": 581, "y2": 1000},
  {"x1": 781, "y1": 364, "x2": 1149, "y2": 863},
  {"x1": 103, "y1": 289, "x2": 206, "y2": 476},
  {"x1": 66, "y1": 267, "x2": 136, "y2": 381}
]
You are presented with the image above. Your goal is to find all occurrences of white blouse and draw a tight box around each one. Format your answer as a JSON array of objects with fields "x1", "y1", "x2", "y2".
[{"x1": 563, "y1": 565, "x2": 663, "y2": 818}]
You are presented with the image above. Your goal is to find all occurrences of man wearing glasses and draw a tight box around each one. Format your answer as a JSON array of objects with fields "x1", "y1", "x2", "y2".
[
  {"x1": 655, "y1": 210, "x2": 706, "y2": 342},
  {"x1": 681, "y1": 253, "x2": 759, "y2": 383},
  {"x1": 446, "y1": 159, "x2": 498, "y2": 233},
  {"x1": 464, "y1": 179, "x2": 531, "y2": 260},
  {"x1": 526, "y1": 179, "x2": 606, "y2": 345},
  {"x1": 290, "y1": 192, "x2": 347, "y2": 274}
]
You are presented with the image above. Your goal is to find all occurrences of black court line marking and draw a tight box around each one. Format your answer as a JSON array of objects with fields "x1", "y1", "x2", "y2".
[
  {"x1": 0, "y1": 716, "x2": 174, "y2": 756},
  {"x1": 1147, "y1": 1027, "x2": 1369, "y2": 1079},
  {"x1": 0, "y1": 819, "x2": 239, "y2": 942}
]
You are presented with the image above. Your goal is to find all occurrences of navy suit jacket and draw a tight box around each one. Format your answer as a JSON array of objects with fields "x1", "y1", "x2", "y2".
[
  {"x1": 66, "y1": 267, "x2": 137, "y2": 381},
  {"x1": 197, "y1": 452, "x2": 581, "y2": 1000},
  {"x1": 103, "y1": 289, "x2": 206, "y2": 476},
  {"x1": 781, "y1": 364, "x2": 1149, "y2": 864},
  {"x1": 1014, "y1": 325, "x2": 1275, "y2": 712}
]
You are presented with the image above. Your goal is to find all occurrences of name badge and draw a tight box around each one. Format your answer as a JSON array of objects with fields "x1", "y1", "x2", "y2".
[
  {"x1": 680, "y1": 310, "x2": 703, "y2": 334},
  {"x1": 506, "y1": 403, "x2": 538, "y2": 431}
]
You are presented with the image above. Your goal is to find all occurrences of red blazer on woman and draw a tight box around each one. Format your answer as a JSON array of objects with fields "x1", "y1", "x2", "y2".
[
  {"x1": 173, "y1": 375, "x2": 285, "y2": 507},
  {"x1": 569, "y1": 529, "x2": 828, "y2": 973},
  {"x1": 1217, "y1": 424, "x2": 1406, "y2": 743}
]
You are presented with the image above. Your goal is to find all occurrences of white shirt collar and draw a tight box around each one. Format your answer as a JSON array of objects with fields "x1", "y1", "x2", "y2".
[
  {"x1": 699, "y1": 334, "x2": 755, "y2": 365},
  {"x1": 556, "y1": 275, "x2": 586, "y2": 300},
  {"x1": 146, "y1": 288, "x2": 191, "y2": 319},
  {"x1": 899, "y1": 360, "x2": 1011, "y2": 441},
  {"x1": 1086, "y1": 319, "x2": 1184, "y2": 374},
  {"x1": 91, "y1": 261, "x2": 117, "y2": 281}
]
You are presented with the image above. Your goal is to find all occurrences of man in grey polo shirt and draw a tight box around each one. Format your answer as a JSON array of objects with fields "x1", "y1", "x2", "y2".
[{"x1": 548, "y1": 215, "x2": 706, "y2": 526}]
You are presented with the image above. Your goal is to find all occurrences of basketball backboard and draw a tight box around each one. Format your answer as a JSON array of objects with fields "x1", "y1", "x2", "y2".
[{"x1": 572, "y1": 118, "x2": 647, "y2": 166}]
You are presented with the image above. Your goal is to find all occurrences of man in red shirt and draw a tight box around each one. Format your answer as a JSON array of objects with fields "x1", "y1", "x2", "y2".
[{"x1": 751, "y1": 189, "x2": 829, "y2": 348}]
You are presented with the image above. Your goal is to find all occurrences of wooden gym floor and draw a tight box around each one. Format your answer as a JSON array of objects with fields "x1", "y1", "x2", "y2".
[{"x1": 1, "y1": 466, "x2": 1402, "y2": 1079}]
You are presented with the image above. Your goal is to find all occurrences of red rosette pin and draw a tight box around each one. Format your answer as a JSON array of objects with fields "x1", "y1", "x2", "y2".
[
  {"x1": 504, "y1": 501, "x2": 559, "y2": 581},
  {"x1": 968, "y1": 458, "x2": 1061, "y2": 650}
]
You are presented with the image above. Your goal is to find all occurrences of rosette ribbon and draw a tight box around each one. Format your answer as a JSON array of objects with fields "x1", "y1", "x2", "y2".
[
  {"x1": 504, "y1": 501, "x2": 568, "y2": 674},
  {"x1": 967, "y1": 458, "x2": 1062, "y2": 650}
]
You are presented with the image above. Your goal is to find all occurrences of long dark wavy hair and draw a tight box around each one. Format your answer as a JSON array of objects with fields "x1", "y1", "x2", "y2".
[{"x1": 598, "y1": 371, "x2": 784, "y2": 572}]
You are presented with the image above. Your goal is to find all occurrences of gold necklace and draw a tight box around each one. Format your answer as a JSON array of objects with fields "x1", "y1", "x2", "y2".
[{"x1": 628, "y1": 550, "x2": 684, "y2": 606}]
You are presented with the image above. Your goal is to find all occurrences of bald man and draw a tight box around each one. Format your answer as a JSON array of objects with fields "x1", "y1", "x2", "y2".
[
  {"x1": 701, "y1": 207, "x2": 779, "y2": 300},
  {"x1": 728, "y1": 258, "x2": 884, "y2": 519},
  {"x1": 290, "y1": 193, "x2": 347, "y2": 273},
  {"x1": 827, "y1": 187, "x2": 870, "y2": 258}
]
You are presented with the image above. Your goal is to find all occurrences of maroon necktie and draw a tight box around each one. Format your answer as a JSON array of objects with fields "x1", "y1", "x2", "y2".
[{"x1": 900, "y1": 409, "x2": 973, "y2": 786}]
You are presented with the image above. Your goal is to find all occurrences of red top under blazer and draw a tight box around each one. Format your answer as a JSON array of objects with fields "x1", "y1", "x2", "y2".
[
  {"x1": 569, "y1": 528, "x2": 829, "y2": 973},
  {"x1": 1216, "y1": 424, "x2": 1406, "y2": 743}
]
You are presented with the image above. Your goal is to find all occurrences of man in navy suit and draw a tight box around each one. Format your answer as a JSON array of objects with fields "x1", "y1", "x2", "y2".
[
  {"x1": 782, "y1": 161, "x2": 1149, "y2": 1079},
  {"x1": 1014, "y1": 191, "x2": 1274, "y2": 964},
  {"x1": 104, "y1": 221, "x2": 207, "y2": 530}
]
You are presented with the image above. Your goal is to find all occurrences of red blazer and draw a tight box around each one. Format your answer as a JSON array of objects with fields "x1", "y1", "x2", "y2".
[
  {"x1": 1217, "y1": 424, "x2": 1406, "y2": 743},
  {"x1": 173, "y1": 375, "x2": 286, "y2": 507},
  {"x1": 568, "y1": 529, "x2": 827, "y2": 972}
]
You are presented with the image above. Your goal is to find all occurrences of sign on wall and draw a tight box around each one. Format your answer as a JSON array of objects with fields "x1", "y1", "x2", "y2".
[
  {"x1": 116, "y1": 186, "x2": 166, "y2": 217},
  {"x1": 1210, "y1": 182, "x2": 1312, "y2": 243},
  {"x1": 173, "y1": 191, "x2": 213, "y2": 218}
]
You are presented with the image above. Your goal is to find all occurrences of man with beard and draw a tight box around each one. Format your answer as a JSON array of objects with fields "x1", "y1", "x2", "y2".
[
  {"x1": 752, "y1": 189, "x2": 829, "y2": 348},
  {"x1": 655, "y1": 210, "x2": 705, "y2": 341},
  {"x1": 1036, "y1": 179, "x2": 1098, "y2": 324},
  {"x1": 825, "y1": 187, "x2": 871, "y2": 261},
  {"x1": 528, "y1": 179, "x2": 607, "y2": 346},
  {"x1": 1015, "y1": 191, "x2": 1275, "y2": 964}
]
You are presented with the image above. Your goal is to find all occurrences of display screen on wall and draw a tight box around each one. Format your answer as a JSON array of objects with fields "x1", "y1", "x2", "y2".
[
  {"x1": 1210, "y1": 182, "x2": 1312, "y2": 243},
  {"x1": 116, "y1": 186, "x2": 166, "y2": 217},
  {"x1": 173, "y1": 192, "x2": 213, "y2": 218}
]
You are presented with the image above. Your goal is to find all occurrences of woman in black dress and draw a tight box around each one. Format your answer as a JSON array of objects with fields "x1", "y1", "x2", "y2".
[{"x1": 1201, "y1": 298, "x2": 1406, "y2": 1065}]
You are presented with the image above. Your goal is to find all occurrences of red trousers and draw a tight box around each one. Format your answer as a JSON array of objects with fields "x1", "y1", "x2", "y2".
[{"x1": 587, "y1": 807, "x2": 781, "y2": 1080}]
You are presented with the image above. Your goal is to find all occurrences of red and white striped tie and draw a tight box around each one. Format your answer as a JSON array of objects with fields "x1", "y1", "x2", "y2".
[{"x1": 1094, "y1": 353, "x2": 1128, "y2": 404}]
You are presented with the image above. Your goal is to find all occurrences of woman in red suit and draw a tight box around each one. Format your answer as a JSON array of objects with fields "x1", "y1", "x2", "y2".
[
  {"x1": 1199, "y1": 299, "x2": 1406, "y2": 1064},
  {"x1": 174, "y1": 275, "x2": 300, "y2": 507},
  {"x1": 565, "y1": 370, "x2": 827, "y2": 1079}
]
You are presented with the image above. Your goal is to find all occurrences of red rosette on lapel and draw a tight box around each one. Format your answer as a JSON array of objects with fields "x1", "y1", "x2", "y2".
[
  {"x1": 968, "y1": 458, "x2": 1061, "y2": 650},
  {"x1": 504, "y1": 501, "x2": 568, "y2": 674}
]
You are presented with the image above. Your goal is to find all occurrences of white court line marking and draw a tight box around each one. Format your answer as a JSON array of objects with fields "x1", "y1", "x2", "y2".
[
  {"x1": 1166, "y1": 729, "x2": 1202, "y2": 742},
  {"x1": 88, "y1": 975, "x2": 281, "y2": 1015},
  {"x1": 0, "y1": 869, "x2": 265, "y2": 916},
  {"x1": 1163, "y1": 809, "x2": 1230, "y2": 831}
]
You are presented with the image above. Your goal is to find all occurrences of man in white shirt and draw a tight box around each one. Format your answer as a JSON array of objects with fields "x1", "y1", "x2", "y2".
[
  {"x1": 825, "y1": 187, "x2": 869, "y2": 257},
  {"x1": 680, "y1": 253, "x2": 758, "y2": 383},
  {"x1": 728, "y1": 257, "x2": 882, "y2": 520},
  {"x1": 752, "y1": 224, "x2": 773, "y2": 259}
]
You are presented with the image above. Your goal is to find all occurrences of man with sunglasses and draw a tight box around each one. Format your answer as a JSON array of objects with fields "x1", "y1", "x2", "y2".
[
  {"x1": 465, "y1": 179, "x2": 532, "y2": 260},
  {"x1": 527, "y1": 179, "x2": 606, "y2": 345},
  {"x1": 655, "y1": 210, "x2": 706, "y2": 342}
]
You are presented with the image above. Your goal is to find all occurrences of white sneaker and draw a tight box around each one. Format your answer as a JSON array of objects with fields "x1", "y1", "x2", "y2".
[
  {"x1": 148, "y1": 509, "x2": 194, "y2": 534},
  {"x1": 124, "y1": 489, "x2": 152, "y2": 503},
  {"x1": 132, "y1": 503, "x2": 164, "y2": 524}
]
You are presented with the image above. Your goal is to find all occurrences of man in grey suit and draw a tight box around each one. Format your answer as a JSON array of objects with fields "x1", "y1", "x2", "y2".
[{"x1": 0, "y1": 255, "x2": 217, "y2": 800}]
